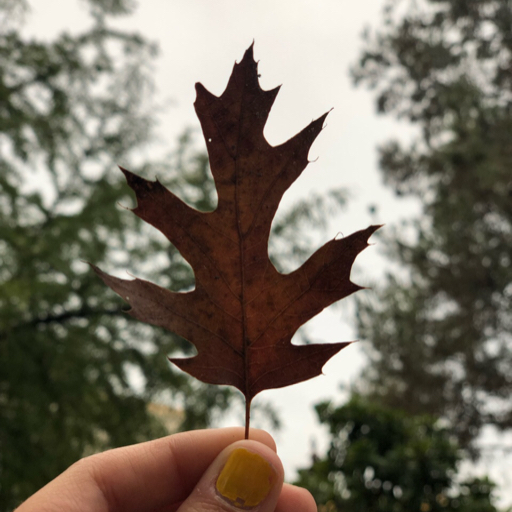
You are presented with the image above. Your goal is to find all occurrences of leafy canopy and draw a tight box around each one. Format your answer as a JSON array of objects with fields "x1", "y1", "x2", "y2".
[
  {"x1": 0, "y1": 1, "x2": 227, "y2": 507},
  {"x1": 352, "y1": 0, "x2": 512, "y2": 451},
  {"x1": 296, "y1": 397, "x2": 498, "y2": 512}
]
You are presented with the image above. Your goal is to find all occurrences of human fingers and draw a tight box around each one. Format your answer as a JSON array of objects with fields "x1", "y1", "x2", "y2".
[
  {"x1": 16, "y1": 427, "x2": 275, "y2": 512},
  {"x1": 275, "y1": 483, "x2": 317, "y2": 512},
  {"x1": 145, "y1": 482, "x2": 317, "y2": 512},
  {"x1": 146, "y1": 482, "x2": 317, "y2": 512},
  {"x1": 177, "y1": 440, "x2": 285, "y2": 512}
]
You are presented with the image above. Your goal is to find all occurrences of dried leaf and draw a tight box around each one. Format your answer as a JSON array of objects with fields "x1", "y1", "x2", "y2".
[{"x1": 93, "y1": 44, "x2": 380, "y2": 435}]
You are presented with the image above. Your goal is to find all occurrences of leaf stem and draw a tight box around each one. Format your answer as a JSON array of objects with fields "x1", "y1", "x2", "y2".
[{"x1": 245, "y1": 398, "x2": 251, "y2": 439}]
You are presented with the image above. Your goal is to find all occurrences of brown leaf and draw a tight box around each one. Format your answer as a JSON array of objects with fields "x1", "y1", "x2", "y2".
[{"x1": 92, "y1": 44, "x2": 380, "y2": 434}]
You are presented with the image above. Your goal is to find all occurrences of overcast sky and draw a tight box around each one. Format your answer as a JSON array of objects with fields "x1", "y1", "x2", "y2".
[{"x1": 22, "y1": 1, "x2": 511, "y2": 502}]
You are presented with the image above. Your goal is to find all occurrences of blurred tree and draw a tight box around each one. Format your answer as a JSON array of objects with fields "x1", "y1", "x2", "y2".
[
  {"x1": 0, "y1": 2, "x2": 346, "y2": 508},
  {"x1": 352, "y1": 0, "x2": 512, "y2": 451},
  {"x1": 296, "y1": 396, "x2": 498, "y2": 512},
  {"x1": 0, "y1": 2, "x2": 217, "y2": 506}
]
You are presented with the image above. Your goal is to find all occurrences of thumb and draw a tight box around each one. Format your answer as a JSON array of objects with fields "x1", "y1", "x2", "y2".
[{"x1": 177, "y1": 440, "x2": 284, "y2": 512}]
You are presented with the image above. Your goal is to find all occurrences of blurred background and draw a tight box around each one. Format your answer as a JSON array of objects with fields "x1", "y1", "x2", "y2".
[{"x1": 1, "y1": 0, "x2": 511, "y2": 510}]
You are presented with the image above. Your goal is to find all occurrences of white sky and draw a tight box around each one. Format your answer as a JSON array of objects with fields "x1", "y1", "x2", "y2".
[{"x1": 22, "y1": 0, "x2": 511, "y2": 506}]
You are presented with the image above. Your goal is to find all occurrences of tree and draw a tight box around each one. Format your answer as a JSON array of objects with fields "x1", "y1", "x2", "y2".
[
  {"x1": 296, "y1": 396, "x2": 498, "y2": 512},
  {"x1": 0, "y1": 2, "x2": 231, "y2": 507},
  {"x1": 351, "y1": 0, "x2": 512, "y2": 451},
  {"x1": 0, "y1": 3, "x2": 346, "y2": 508}
]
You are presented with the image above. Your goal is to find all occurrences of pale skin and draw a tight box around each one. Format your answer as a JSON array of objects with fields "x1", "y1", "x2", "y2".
[{"x1": 15, "y1": 427, "x2": 317, "y2": 512}]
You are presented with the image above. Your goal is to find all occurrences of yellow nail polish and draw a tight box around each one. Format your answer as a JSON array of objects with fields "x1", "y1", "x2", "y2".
[{"x1": 216, "y1": 448, "x2": 277, "y2": 508}]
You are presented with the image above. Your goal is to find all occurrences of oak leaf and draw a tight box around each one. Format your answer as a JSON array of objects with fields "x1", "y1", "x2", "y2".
[{"x1": 93, "y1": 45, "x2": 380, "y2": 435}]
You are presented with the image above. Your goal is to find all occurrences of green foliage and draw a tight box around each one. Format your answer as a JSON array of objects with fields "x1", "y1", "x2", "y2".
[
  {"x1": 0, "y1": 2, "x2": 223, "y2": 508},
  {"x1": 296, "y1": 397, "x2": 498, "y2": 512},
  {"x1": 352, "y1": 0, "x2": 512, "y2": 451}
]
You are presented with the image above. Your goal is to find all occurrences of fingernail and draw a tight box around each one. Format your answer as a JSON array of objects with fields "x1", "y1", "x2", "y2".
[{"x1": 215, "y1": 448, "x2": 277, "y2": 509}]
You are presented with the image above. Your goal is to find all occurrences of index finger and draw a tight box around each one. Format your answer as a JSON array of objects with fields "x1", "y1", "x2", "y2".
[{"x1": 17, "y1": 427, "x2": 276, "y2": 512}]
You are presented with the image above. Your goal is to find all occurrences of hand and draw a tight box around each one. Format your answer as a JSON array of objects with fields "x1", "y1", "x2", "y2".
[{"x1": 15, "y1": 427, "x2": 316, "y2": 512}]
